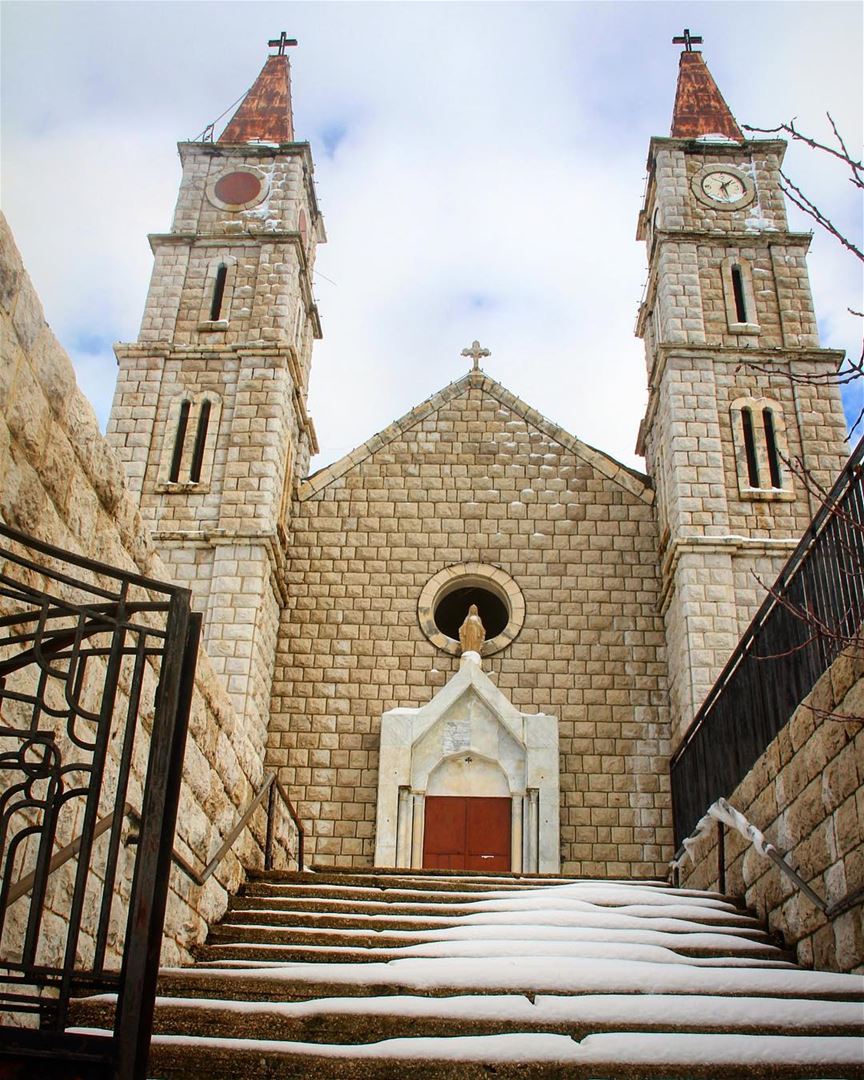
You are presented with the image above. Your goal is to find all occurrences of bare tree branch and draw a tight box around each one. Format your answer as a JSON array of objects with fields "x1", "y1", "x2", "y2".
[
  {"x1": 779, "y1": 170, "x2": 864, "y2": 261},
  {"x1": 743, "y1": 115, "x2": 863, "y2": 187}
]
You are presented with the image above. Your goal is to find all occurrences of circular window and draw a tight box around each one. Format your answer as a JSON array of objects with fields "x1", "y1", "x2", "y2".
[
  {"x1": 418, "y1": 563, "x2": 525, "y2": 657},
  {"x1": 206, "y1": 167, "x2": 268, "y2": 210}
]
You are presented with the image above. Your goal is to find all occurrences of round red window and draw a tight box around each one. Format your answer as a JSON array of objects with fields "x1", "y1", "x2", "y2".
[{"x1": 213, "y1": 171, "x2": 262, "y2": 205}]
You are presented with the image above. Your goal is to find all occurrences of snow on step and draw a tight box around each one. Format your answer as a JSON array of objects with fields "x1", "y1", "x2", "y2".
[
  {"x1": 213, "y1": 920, "x2": 783, "y2": 955},
  {"x1": 79, "y1": 990, "x2": 864, "y2": 1036},
  {"x1": 161, "y1": 953, "x2": 862, "y2": 999},
  {"x1": 100, "y1": 871, "x2": 863, "y2": 1077},
  {"x1": 131, "y1": 1029, "x2": 864, "y2": 1075},
  {"x1": 224, "y1": 904, "x2": 764, "y2": 936}
]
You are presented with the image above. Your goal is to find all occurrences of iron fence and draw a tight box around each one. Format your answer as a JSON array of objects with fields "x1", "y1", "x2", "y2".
[
  {"x1": 670, "y1": 437, "x2": 864, "y2": 846},
  {"x1": 0, "y1": 523, "x2": 200, "y2": 1079}
]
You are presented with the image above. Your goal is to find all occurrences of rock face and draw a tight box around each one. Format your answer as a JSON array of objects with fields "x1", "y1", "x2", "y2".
[
  {"x1": 71, "y1": 867, "x2": 864, "y2": 1078},
  {"x1": 0, "y1": 213, "x2": 274, "y2": 967}
]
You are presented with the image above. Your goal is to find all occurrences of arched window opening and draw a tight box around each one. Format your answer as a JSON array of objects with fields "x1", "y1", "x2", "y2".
[
  {"x1": 731, "y1": 264, "x2": 748, "y2": 323},
  {"x1": 210, "y1": 264, "x2": 228, "y2": 321},
  {"x1": 731, "y1": 396, "x2": 792, "y2": 501},
  {"x1": 189, "y1": 399, "x2": 212, "y2": 484},
  {"x1": 763, "y1": 408, "x2": 782, "y2": 488},
  {"x1": 741, "y1": 407, "x2": 760, "y2": 488},
  {"x1": 169, "y1": 400, "x2": 191, "y2": 483}
]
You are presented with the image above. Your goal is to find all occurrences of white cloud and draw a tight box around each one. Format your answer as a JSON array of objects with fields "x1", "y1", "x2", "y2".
[{"x1": 2, "y1": 1, "x2": 861, "y2": 471}]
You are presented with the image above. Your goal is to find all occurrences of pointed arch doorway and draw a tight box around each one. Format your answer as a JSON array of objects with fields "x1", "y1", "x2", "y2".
[{"x1": 375, "y1": 654, "x2": 560, "y2": 874}]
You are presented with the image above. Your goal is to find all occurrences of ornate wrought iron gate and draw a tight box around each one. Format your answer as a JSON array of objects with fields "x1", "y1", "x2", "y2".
[{"x1": 0, "y1": 523, "x2": 200, "y2": 1079}]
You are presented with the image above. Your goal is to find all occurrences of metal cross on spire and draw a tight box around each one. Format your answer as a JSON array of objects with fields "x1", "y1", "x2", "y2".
[
  {"x1": 672, "y1": 28, "x2": 703, "y2": 52},
  {"x1": 268, "y1": 31, "x2": 298, "y2": 56},
  {"x1": 461, "y1": 340, "x2": 491, "y2": 371}
]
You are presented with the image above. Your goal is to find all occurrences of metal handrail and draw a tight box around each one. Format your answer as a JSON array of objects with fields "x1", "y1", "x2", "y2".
[
  {"x1": 6, "y1": 805, "x2": 135, "y2": 906},
  {"x1": 6, "y1": 772, "x2": 304, "y2": 903},
  {"x1": 671, "y1": 799, "x2": 863, "y2": 921},
  {"x1": 156, "y1": 772, "x2": 305, "y2": 885}
]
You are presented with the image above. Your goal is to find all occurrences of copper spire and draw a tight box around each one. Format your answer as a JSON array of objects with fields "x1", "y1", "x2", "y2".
[
  {"x1": 670, "y1": 44, "x2": 743, "y2": 141},
  {"x1": 220, "y1": 49, "x2": 296, "y2": 143}
]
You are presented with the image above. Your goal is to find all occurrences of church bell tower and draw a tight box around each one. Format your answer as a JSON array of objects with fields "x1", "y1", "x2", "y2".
[
  {"x1": 636, "y1": 33, "x2": 850, "y2": 746},
  {"x1": 107, "y1": 38, "x2": 325, "y2": 740}
]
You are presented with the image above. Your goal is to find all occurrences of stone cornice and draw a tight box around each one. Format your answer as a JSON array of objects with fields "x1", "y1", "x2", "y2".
[
  {"x1": 644, "y1": 136, "x2": 787, "y2": 168},
  {"x1": 115, "y1": 341, "x2": 301, "y2": 359},
  {"x1": 178, "y1": 139, "x2": 314, "y2": 161},
  {"x1": 148, "y1": 230, "x2": 307, "y2": 252},
  {"x1": 637, "y1": 344, "x2": 845, "y2": 455},
  {"x1": 151, "y1": 528, "x2": 289, "y2": 603},
  {"x1": 657, "y1": 533, "x2": 799, "y2": 613},
  {"x1": 654, "y1": 228, "x2": 812, "y2": 248},
  {"x1": 300, "y1": 370, "x2": 654, "y2": 504}
]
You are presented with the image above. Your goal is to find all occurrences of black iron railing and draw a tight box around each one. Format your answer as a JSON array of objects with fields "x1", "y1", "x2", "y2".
[
  {"x1": 0, "y1": 523, "x2": 200, "y2": 1079},
  {"x1": 670, "y1": 437, "x2": 864, "y2": 846}
]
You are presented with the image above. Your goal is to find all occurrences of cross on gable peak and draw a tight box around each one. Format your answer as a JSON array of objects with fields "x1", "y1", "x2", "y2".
[
  {"x1": 268, "y1": 31, "x2": 298, "y2": 56},
  {"x1": 461, "y1": 340, "x2": 491, "y2": 371}
]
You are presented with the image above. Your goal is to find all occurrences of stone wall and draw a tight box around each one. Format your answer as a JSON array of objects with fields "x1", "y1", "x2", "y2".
[
  {"x1": 0, "y1": 214, "x2": 279, "y2": 969},
  {"x1": 270, "y1": 373, "x2": 673, "y2": 877},
  {"x1": 678, "y1": 643, "x2": 864, "y2": 973}
]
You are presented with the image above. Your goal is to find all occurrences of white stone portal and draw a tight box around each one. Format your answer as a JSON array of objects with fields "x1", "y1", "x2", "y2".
[{"x1": 375, "y1": 652, "x2": 560, "y2": 872}]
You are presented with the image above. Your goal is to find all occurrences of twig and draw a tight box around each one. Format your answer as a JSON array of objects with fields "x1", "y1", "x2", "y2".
[
  {"x1": 743, "y1": 116, "x2": 863, "y2": 184},
  {"x1": 779, "y1": 171, "x2": 864, "y2": 262}
]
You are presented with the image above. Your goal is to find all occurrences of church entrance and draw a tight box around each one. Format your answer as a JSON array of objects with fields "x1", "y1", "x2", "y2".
[{"x1": 422, "y1": 796, "x2": 511, "y2": 871}]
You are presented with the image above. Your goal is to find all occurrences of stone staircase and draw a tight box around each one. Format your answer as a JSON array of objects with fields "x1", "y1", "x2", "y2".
[{"x1": 73, "y1": 867, "x2": 864, "y2": 1078}]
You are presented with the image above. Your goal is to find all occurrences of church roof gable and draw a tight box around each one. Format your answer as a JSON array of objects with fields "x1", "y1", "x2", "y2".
[{"x1": 300, "y1": 370, "x2": 653, "y2": 504}]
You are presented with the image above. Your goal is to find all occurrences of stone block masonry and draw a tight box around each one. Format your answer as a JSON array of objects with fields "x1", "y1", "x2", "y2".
[
  {"x1": 679, "y1": 640, "x2": 864, "y2": 974},
  {"x1": 0, "y1": 214, "x2": 276, "y2": 966},
  {"x1": 270, "y1": 373, "x2": 674, "y2": 877}
]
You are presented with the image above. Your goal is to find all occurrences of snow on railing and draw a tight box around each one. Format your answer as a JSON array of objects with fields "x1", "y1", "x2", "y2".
[{"x1": 670, "y1": 797, "x2": 828, "y2": 913}]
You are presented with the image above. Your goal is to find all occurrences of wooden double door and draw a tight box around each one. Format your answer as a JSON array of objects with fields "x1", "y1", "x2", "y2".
[{"x1": 422, "y1": 795, "x2": 511, "y2": 871}]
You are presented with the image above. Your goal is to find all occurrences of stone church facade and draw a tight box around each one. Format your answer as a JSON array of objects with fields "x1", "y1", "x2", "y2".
[{"x1": 103, "y1": 44, "x2": 849, "y2": 880}]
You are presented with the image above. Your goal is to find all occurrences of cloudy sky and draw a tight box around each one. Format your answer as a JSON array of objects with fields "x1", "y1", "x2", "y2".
[{"x1": 2, "y1": 1, "x2": 862, "y2": 471}]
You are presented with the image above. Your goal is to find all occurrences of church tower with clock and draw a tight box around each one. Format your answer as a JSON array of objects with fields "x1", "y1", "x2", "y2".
[
  {"x1": 107, "y1": 38, "x2": 325, "y2": 745},
  {"x1": 635, "y1": 37, "x2": 849, "y2": 746}
]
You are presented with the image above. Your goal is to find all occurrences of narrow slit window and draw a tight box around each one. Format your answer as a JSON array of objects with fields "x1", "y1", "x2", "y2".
[
  {"x1": 189, "y1": 399, "x2": 212, "y2": 484},
  {"x1": 741, "y1": 407, "x2": 760, "y2": 487},
  {"x1": 731, "y1": 264, "x2": 748, "y2": 323},
  {"x1": 169, "y1": 400, "x2": 191, "y2": 483},
  {"x1": 763, "y1": 408, "x2": 782, "y2": 488},
  {"x1": 210, "y1": 264, "x2": 228, "y2": 321}
]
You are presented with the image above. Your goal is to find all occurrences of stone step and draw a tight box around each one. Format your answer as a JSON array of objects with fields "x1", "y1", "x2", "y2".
[
  {"x1": 239, "y1": 881, "x2": 755, "y2": 919},
  {"x1": 71, "y1": 991, "x2": 864, "y2": 1045},
  {"x1": 205, "y1": 921, "x2": 794, "y2": 961},
  {"x1": 252, "y1": 867, "x2": 594, "y2": 888},
  {"x1": 72, "y1": 1025, "x2": 864, "y2": 1079},
  {"x1": 221, "y1": 904, "x2": 775, "y2": 941},
  {"x1": 114, "y1": 873, "x2": 864, "y2": 1078},
  {"x1": 286, "y1": 865, "x2": 734, "y2": 898},
  {"x1": 151, "y1": 959, "x2": 864, "y2": 1004},
  {"x1": 194, "y1": 943, "x2": 797, "y2": 968}
]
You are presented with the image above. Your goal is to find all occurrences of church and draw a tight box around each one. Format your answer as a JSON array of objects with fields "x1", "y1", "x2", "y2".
[
  {"x1": 2, "y1": 29, "x2": 863, "y2": 1077},
  {"x1": 103, "y1": 35, "x2": 849, "y2": 879}
]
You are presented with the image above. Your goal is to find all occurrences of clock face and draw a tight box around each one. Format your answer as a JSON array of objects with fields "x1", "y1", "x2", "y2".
[
  {"x1": 693, "y1": 166, "x2": 754, "y2": 210},
  {"x1": 702, "y1": 171, "x2": 745, "y2": 203}
]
